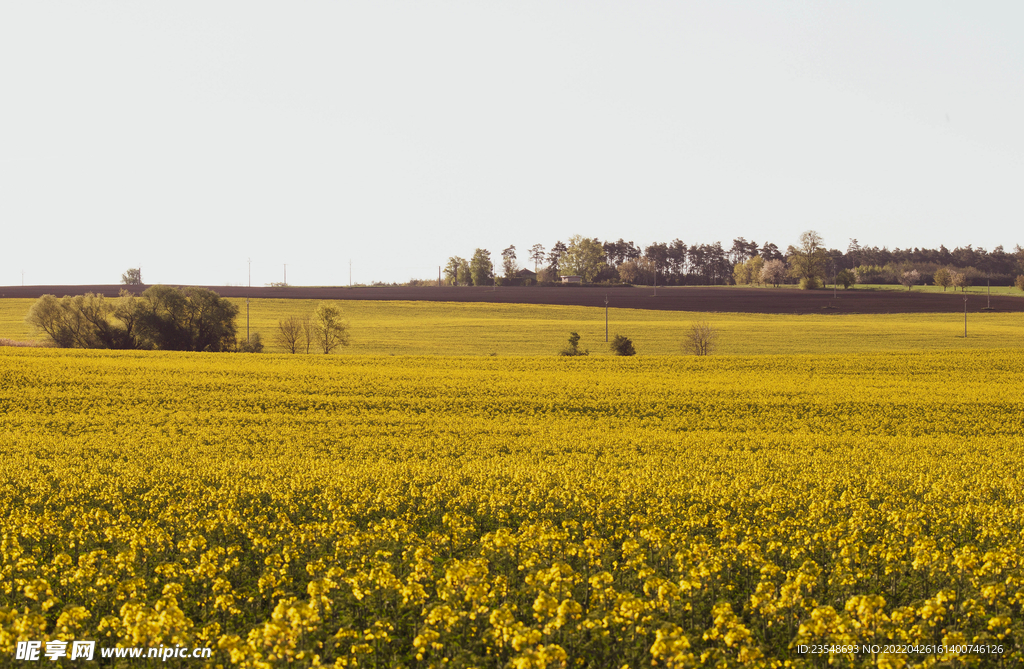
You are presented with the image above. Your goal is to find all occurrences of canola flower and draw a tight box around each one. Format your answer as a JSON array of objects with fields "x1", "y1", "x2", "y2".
[{"x1": 1, "y1": 347, "x2": 1022, "y2": 667}]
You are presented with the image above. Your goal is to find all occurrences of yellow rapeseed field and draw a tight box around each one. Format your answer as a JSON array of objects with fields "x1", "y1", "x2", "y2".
[
  {"x1": 2, "y1": 297, "x2": 1023, "y2": 356},
  {"x1": 2, "y1": 346, "x2": 1022, "y2": 667}
]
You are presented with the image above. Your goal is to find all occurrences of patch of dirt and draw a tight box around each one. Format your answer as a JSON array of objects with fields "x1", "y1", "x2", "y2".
[{"x1": 3, "y1": 284, "x2": 1020, "y2": 314}]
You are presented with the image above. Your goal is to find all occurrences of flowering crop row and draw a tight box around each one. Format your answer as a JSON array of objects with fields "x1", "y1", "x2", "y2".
[{"x1": 1, "y1": 347, "x2": 1023, "y2": 667}]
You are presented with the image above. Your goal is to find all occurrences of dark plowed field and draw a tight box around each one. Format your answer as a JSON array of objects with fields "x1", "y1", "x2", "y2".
[{"x1": 4, "y1": 284, "x2": 1022, "y2": 314}]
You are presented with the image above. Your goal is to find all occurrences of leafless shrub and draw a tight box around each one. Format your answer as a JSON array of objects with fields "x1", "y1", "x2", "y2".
[
  {"x1": 275, "y1": 316, "x2": 304, "y2": 354},
  {"x1": 685, "y1": 321, "x2": 716, "y2": 356}
]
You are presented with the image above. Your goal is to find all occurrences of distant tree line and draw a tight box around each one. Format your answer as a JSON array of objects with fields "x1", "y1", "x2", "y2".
[{"x1": 445, "y1": 235, "x2": 1024, "y2": 288}]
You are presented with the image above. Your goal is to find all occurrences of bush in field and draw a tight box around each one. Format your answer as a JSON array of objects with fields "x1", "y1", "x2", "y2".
[
  {"x1": 1016, "y1": 275, "x2": 1024, "y2": 292},
  {"x1": 27, "y1": 291, "x2": 143, "y2": 349},
  {"x1": 27, "y1": 286, "x2": 239, "y2": 352},
  {"x1": 136, "y1": 286, "x2": 238, "y2": 352},
  {"x1": 558, "y1": 331, "x2": 589, "y2": 357},
  {"x1": 609, "y1": 334, "x2": 636, "y2": 356},
  {"x1": 235, "y1": 332, "x2": 264, "y2": 353},
  {"x1": 836, "y1": 269, "x2": 855, "y2": 289}
]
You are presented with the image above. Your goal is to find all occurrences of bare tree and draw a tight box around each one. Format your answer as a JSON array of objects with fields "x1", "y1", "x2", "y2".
[
  {"x1": 313, "y1": 302, "x2": 350, "y2": 353},
  {"x1": 685, "y1": 321, "x2": 716, "y2": 356},
  {"x1": 275, "y1": 316, "x2": 303, "y2": 353},
  {"x1": 301, "y1": 315, "x2": 314, "y2": 354}
]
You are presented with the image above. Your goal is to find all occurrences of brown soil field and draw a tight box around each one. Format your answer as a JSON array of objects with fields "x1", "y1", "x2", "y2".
[{"x1": 2, "y1": 284, "x2": 1021, "y2": 314}]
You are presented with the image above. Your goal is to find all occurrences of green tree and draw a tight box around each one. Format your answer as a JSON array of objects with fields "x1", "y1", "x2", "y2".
[
  {"x1": 26, "y1": 294, "x2": 89, "y2": 348},
  {"x1": 558, "y1": 331, "x2": 589, "y2": 356},
  {"x1": 561, "y1": 235, "x2": 605, "y2": 282},
  {"x1": 745, "y1": 256, "x2": 765, "y2": 285},
  {"x1": 529, "y1": 244, "x2": 546, "y2": 273},
  {"x1": 787, "y1": 231, "x2": 828, "y2": 289},
  {"x1": 836, "y1": 269, "x2": 856, "y2": 289},
  {"x1": 27, "y1": 291, "x2": 143, "y2": 349},
  {"x1": 136, "y1": 286, "x2": 238, "y2": 352},
  {"x1": 313, "y1": 302, "x2": 350, "y2": 354},
  {"x1": 933, "y1": 267, "x2": 953, "y2": 291},
  {"x1": 732, "y1": 262, "x2": 750, "y2": 286},
  {"x1": 470, "y1": 249, "x2": 493, "y2": 286},
  {"x1": 501, "y1": 246, "x2": 518, "y2": 279},
  {"x1": 444, "y1": 257, "x2": 470, "y2": 286},
  {"x1": 121, "y1": 268, "x2": 142, "y2": 286},
  {"x1": 28, "y1": 287, "x2": 234, "y2": 351}
]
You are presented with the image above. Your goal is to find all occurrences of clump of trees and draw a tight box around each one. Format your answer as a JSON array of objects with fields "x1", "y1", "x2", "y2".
[
  {"x1": 787, "y1": 231, "x2": 828, "y2": 289},
  {"x1": 1016, "y1": 275, "x2": 1024, "y2": 292},
  {"x1": 732, "y1": 256, "x2": 765, "y2": 286},
  {"x1": 121, "y1": 268, "x2": 142, "y2": 286},
  {"x1": 609, "y1": 334, "x2": 636, "y2": 356},
  {"x1": 275, "y1": 302, "x2": 350, "y2": 354},
  {"x1": 26, "y1": 286, "x2": 244, "y2": 352},
  {"x1": 558, "y1": 332, "x2": 589, "y2": 357}
]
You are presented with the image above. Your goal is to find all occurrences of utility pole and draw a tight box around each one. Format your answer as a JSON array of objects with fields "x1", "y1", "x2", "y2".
[
  {"x1": 283, "y1": 264, "x2": 287, "y2": 286},
  {"x1": 349, "y1": 260, "x2": 352, "y2": 287},
  {"x1": 604, "y1": 295, "x2": 609, "y2": 342},
  {"x1": 987, "y1": 275, "x2": 991, "y2": 309},
  {"x1": 438, "y1": 266, "x2": 441, "y2": 287},
  {"x1": 247, "y1": 258, "x2": 251, "y2": 343},
  {"x1": 964, "y1": 296, "x2": 968, "y2": 338},
  {"x1": 21, "y1": 270, "x2": 24, "y2": 286}
]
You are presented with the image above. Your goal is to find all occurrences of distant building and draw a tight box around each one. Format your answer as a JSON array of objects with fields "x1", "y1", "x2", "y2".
[
  {"x1": 516, "y1": 269, "x2": 537, "y2": 281},
  {"x1": 560, "y1": 275, "x2": 582, "y2": 284}
]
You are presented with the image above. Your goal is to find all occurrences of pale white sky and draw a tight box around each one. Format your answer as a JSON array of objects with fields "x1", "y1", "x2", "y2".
[{"x1": 2, "y1": 1, "x2": 1021, "y2": 286}]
